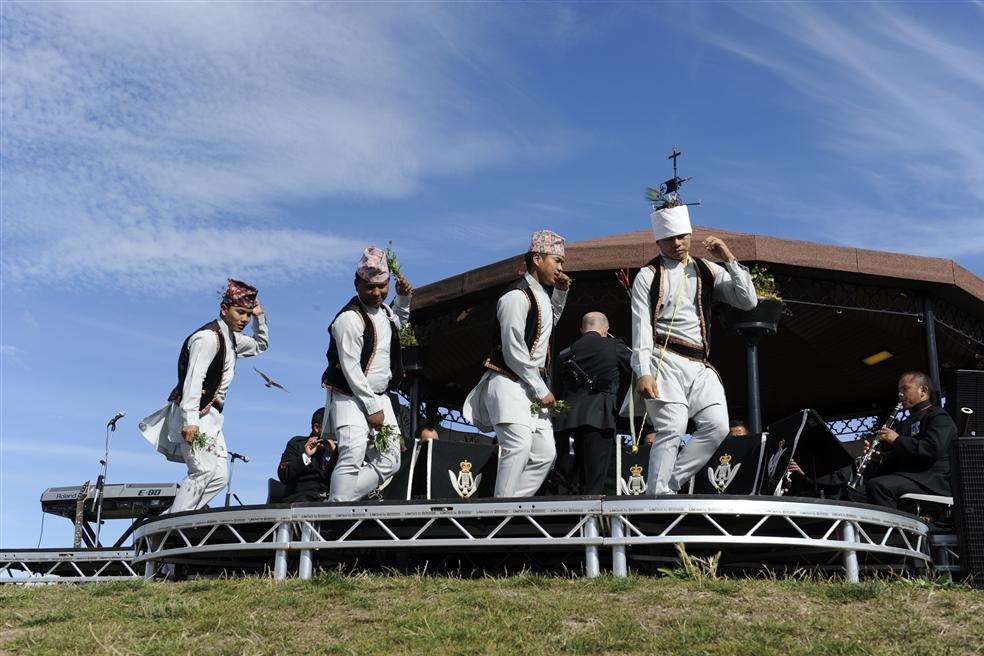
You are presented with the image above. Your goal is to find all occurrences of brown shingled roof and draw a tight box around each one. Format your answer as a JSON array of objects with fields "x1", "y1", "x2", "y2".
[{"x1": 413, "y1": 225, "x2": 984, "y2": 312}]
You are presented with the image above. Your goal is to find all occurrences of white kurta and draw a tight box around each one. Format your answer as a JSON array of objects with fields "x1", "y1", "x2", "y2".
[
  {"x1": 326, "y1": 294, "x2": 410, "y2": 429},
  {"x1": 622, "y1": 257, "x2": 757, "y2": 412},
  {"x1": 326, "y1": 294, "x2": 410, "y2": 502},
  {"x1": 463, "y1": 273, "x2": 567, "y2": 432},
  {"x1": 623, "y1": 256, "x2": 757, "y2": 494},
  {"x1": 140, "y1": 314, "x2": 270, "y2": 462}
]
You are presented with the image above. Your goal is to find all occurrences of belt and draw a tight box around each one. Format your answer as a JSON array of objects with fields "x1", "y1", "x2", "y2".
[
  {"x1": 483, "y1": 359, "x2": 548, "y2": 383},
  {"x1": 660, "y1": 336, "x2": 707, "y2": 362}
]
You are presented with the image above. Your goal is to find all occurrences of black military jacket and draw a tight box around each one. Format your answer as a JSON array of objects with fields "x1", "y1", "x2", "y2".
[
  {"x1": 876, "y1": 400, "x2": 956, "y2": 496},
  {"x1": 277, "y1": 435, "x2": 336, "y2": 503},
  {"x1": 552, "y1": 331, "x2": 632, "y2": 433}
]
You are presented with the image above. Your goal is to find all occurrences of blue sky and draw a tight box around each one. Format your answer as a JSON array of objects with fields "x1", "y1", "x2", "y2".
[{"x1": 2, "y1": 2, "x2": 983, "y2": 548}]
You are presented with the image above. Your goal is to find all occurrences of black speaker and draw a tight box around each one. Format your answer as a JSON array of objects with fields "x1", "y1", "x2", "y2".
[
  {"x1": 945, "y1": 370, "x2": 983, "y2": 436},
  {"x1": 951, "y1": 437, "x2": 984, "y2": 588}
]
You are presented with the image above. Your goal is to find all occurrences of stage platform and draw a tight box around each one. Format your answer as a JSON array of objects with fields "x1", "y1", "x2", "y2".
[
  {"x1": 0, "y1": 548, "x2": 139, "y2": 583},
  {"x1": 2, "y1": 496, "x2": 932, "y2": 584},
  {"x1": 130, "y1": 495, "x2": 930, "y2": 583}
]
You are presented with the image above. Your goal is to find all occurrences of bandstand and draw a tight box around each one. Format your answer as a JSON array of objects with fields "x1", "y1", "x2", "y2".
[{"x1": 3, "y1": 225, "x2": 980, "y2": 584}]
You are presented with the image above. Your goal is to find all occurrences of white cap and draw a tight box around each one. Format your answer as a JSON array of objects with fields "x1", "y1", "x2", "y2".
[{"x1": 650, "y1": 204, "x2": 692, "y2": 241}]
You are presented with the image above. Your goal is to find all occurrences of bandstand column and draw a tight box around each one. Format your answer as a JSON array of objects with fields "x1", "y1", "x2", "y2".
[{"x1": 923, "y1": 295, "x2": 942, "y2": 404}]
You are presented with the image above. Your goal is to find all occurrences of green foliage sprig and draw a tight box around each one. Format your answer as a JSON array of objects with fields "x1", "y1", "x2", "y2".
[
  {"x1": 386, "y1": 242, "x2": 402, "y2": 278},
  {"x1": 191, "y1": 429, "x2": 217, "y2": 454},
  {"x1": 398, "y1": 321, "x2": 418, "y2": 347},
  {"x1": 530, "y1": 399, "x2": 572, "y2": 416},
  {"x1": 749, "y1": 265, "x2": 782, "y2": 301},
  {"x1": 645, "y1": 188, "x2": 683, "y2": 212},
  {"x1": 372, "y1": 424, "x2": 399, "y2": 453}
]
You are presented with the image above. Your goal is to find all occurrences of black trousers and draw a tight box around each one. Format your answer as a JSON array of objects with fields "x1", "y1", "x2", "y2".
[
  {"x1": 553, "y1": 427, "x2": 614, "y2": 495},
  {"x1": 864, "y1": 473, "x2": 929, "y2": 510},
  {"x1": 283, "y1": 488, "x2": 328, "y2": 504}
]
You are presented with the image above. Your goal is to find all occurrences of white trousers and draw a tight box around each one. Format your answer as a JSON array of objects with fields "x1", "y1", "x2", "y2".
[
  {"x1": 169, "y1": 436, "x2": 229, "y2": 513},
  {"x1": 645, "y1": 400, "x2": 729, "y2": 494},
  {"x1": 329, "y1": 424, "x2": 402, "y2": 502},
  {"x1": 494, "y1": 420, "x2": 556, "y2": 497}
]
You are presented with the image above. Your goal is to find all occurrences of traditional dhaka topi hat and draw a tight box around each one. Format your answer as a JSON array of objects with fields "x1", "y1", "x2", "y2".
[
  {"x1": 530, "y1": 230, "x2": 566, "y2": 257},
  {"x1": 223, "y1": 279, "x2": 259, "y2": 309},
  {"x1": 650, "y1": 205, "x2": 692, "y2": 242},
  {"x1": 357, "y1": 246, "x2": 390, "y2": 284}
]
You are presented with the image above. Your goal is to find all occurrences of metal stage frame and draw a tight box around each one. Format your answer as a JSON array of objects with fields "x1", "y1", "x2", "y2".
[
  {"x1": 112, "y1": 496, "x2": 932, "y2": 584},
  {"x1": 0, "y1": 548, "x2": 138, "y2": 583}
]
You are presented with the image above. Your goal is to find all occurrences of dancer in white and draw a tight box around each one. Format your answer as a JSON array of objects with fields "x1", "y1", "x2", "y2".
[
  {"x1": 140, "y1": 279, "x2": 269, "y2": 512},
  {"x1": 321, "y1": 247, "x2": 412, "y2": 502},
  {"x1": 627, "y1": 206, "x2": 757, "y2": 494},
  {"x1": 463, "y1": 230, "x2": 570, "y2": 497}
]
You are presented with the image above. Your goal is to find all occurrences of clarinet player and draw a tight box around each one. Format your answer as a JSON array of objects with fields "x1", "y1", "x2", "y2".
[{"x1": 854, "y1": 371, "x2": 957, "y2": 509}]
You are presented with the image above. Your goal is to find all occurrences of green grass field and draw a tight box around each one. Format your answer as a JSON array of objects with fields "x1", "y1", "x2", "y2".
[{"x1": 1, "y1": 572, "x2": 981, "y2": 655}]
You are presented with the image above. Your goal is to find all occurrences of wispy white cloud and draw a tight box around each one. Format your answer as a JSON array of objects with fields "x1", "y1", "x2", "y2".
[
  {"x1": 689, "y1": 3, "x2": 984, "y2": 263},
  {"x1": 1, "y1": 3, "x2": 573, "y2": 292},
  {"x1": 0, "y1": 344, "x2": 29, "y2": 371}
]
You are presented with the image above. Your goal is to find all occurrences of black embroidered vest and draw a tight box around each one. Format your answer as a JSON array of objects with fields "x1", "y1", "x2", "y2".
[
  {"x1": 168, "y1": 320, "x2": 229, "y2": 412},
  {"x1": 642, "y1": 255, "x2": 716, "y2": 361},
  {"x1": 321, "y1": 297, "x2": 404, "y2": 396},
  {"x1": 484, "y1": 277, "x2": 550, "y2": 383}
]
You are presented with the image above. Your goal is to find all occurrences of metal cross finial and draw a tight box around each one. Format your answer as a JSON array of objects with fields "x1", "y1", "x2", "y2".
[{"x1": 668, "y1": 145, "x2": 682, "y2": 179}]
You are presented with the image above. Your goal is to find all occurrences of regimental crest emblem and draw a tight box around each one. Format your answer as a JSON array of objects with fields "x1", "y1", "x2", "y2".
[
  {"x1": 767, "y1": 439, "x2": 787, "y2": 479},
  {"x1": 708, "y1": 453, "x2": 741, "y2": 493},
  {"x1": 448, "y1": 460, "x2": 482, "y2": 499},
  {"x1": 911, "y1": 421, "x2": 921, "y2": 437},
  {"x1": 626, "y1": 464, "x2": 646, "y2": 495}
]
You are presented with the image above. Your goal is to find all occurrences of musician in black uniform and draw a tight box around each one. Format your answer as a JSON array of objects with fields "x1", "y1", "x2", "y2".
[
  {"x1": 551, "y1": 312, "x2": 632, "y2": 494},
  {"x1": 278, "y1": 408, "x2": 338, "y2": 503},
  {"x1": 863, "y1": 371, "x2": 956, "y2": 509}
]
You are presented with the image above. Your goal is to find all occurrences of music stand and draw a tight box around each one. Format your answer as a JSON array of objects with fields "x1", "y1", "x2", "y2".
[
  {"x1": 760, "y1": 409, "x2": 854, "y2": 495},
  {"x1": 424, "y1": 439, "x2": 498, "y2": 500},
  {"x1": 691, "y1": 433, "x2": 768, "y2": 495}
]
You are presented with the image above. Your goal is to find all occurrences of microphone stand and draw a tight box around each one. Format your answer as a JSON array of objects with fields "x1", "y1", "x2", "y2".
[
  {"x1": 94, "y1": 416, "x2": 120, "y2": 547},
  {"x1": 225, "y1": 452, "x2": 249, "y2": 507}
]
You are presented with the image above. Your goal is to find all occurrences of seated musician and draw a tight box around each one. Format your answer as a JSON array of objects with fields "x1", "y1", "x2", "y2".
[
  {"x1": 860, "y1": 371, "x2": 957, "y2": 509},
  {"x1": 277, "y1": 408, "x2": 338, "y2": 503}
]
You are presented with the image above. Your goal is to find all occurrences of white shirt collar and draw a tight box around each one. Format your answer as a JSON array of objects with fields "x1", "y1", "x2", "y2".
[
  {"x1": 662, "y1": 255, "x2": 692, "y2": 270},
  {"x1": 356, "y1": 297, "x2": 384, "y2": 315},
  {"x1": 216, "y1": 317, "x2": 235, "y2": 347},
  {"x1": 524, "y1": 272, "x2": 545, "y2": 294}
]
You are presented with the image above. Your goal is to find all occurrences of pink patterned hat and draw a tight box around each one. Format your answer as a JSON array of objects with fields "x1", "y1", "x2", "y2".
[
  {"x1": 357, "y1": 246, "x2": 390, "y2": 283},
  {"x1": 530, "y1": 230, "x2": 565, "y2": 257},
  {"x1": 223, "y1": 279, "x2": 258, "y2": 309}
]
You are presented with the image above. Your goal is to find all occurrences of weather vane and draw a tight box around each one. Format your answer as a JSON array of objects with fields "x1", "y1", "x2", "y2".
[{"x1": 645, "y1": 145, "x2": 701, "y2": 211}]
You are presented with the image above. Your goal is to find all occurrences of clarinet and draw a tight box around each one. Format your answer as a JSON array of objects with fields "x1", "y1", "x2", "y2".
[{"x1": 848, "y1": 400, "x2": 904, "y2": 492}]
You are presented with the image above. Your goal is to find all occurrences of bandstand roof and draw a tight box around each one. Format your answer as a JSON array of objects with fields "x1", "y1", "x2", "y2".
[{"x1": 409, "y1": 226, "x2": 984, "y2": 426}]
